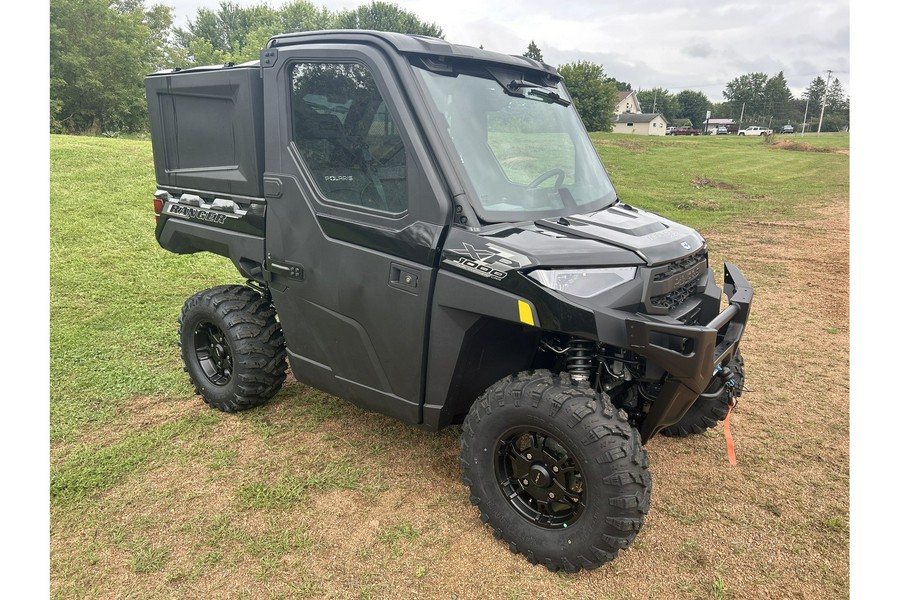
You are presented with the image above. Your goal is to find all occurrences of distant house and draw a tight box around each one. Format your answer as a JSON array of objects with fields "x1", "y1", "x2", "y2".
[
  {"x1": 615, "y1": 90, "x2": 642, "y2": 115},
  {"x1": 613, "y1": 113, "x2": 669, "y2": 136}
]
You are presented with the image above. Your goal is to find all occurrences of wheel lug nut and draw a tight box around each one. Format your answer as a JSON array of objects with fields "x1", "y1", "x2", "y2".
[
  {"x1": 526, "y1": 453, "x2": 532, "y2": 460},
  {"x1": 552, "y1": 466, "x2": 559, "y2": 473},
  {"x1": 523, "y1": 479, "x2": 529, "y2": 486},
  {"x1": 548, "y1": 492, "x2": 555, "y2": 499}
]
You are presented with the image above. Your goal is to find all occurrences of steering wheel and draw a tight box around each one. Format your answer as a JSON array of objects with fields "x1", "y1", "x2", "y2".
[{"x1": 527, "y1": 168, "x2": 566, "y2": 189}]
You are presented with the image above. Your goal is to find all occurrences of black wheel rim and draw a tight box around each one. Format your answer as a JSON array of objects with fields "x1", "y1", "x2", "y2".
[
  {"x1": 494, "y1": 427, "x2": 586, "y2": 529},
  {"x1": 193, "y1": 321, "x2": 233, "y2": 386}
]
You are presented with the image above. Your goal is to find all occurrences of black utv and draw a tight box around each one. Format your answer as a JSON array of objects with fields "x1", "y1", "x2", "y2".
[{"x1": 145, "y1": 30, "x2": 752, "y2": 572}]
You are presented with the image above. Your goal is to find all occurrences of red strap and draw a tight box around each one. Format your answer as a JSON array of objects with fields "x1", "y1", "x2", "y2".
[{"x1": 723, "y1": 404, "x2": 737, "y2": 466}]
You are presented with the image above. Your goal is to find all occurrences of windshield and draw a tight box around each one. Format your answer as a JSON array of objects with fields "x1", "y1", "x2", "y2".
[{"x1": 413, "y1": 63, "x2": 617, "y2": 223}]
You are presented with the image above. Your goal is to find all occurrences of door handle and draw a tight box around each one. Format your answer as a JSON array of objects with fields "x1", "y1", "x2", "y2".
[
  {"x1": 268, "y1": 260, "x2": 304, "y2": 280},
  {"x1": 389, "y1": 263, "x2": 419, "y2": 294}
]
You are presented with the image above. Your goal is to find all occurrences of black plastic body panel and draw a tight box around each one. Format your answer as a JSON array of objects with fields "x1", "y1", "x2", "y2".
[
  {"x1": 422, "y1": 270, "x2": 542, "y2": 429},
  {"x1": 260, "y1": 40, "x2": 451, "y2": 425},
  {"x1": 145, "y1": 31, "x2": 755, "y2": 442},
  {"x1": 145, "y1": 64, "x2": 265, "y2": 197},
  {"x1": 154, "y1": 189, "x2": 267, "y2": 280},
  {"x1": 633, "y1": 263, "x2": 753, "y2": 440},
  {"x1": 157, "y1": 217, "x2": 265, "y2": 279}
]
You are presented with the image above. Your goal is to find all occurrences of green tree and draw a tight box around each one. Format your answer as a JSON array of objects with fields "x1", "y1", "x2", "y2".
[
  {"x1": 334, "y1": 1, "x2": 443, "y2": 37},
  {"x1": 802, "y1": 76, "x2": 827, "y2": 113},
  {"x1": 675, "y1": 90, "x2": 712, "y2": 130},
  {"x1": 636, "y1": 87, "x2": 679, "y2": 122},
  {"x1": 524, "y1": 41, "x2": 543, "y2": 61},
  {"x1": 816, "y1": 78, "x2": 849, "y2": 131},
  {"x1": 280, "y1": 0, "x2": 334, "y2": 32},
  {"x1": 762, "y1": 71, "x2": 793, "y2": 123},
  {"x1": 608, "y1": 78, "x2": 632, "y2": 92},
  {"x1": 557, "y1": 61, "x2": 618, "y2": 132},
  {"x1": 174, "y1": 1, "x2": 282, "y2": 64},
  {"x1": 722, "y1": 72, "x2": 769, "y2": 123},
  {"x1": 176, "y1": 1, "x2": 443, "y2": 66},
  {"x1": 826, "y1": 77, "x2": 848, "y2": 111},
  {"x1": 50, "y1": 0, "x2": 174, "y2": 133}
]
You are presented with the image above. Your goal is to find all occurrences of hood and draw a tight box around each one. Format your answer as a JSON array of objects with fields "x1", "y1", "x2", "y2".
[
  {"x1": 533, "y1": 204, "x2": 705, "y2": 266},
  {"x1": 441, "y1": 203, "x2": 706, "y2": 282}
]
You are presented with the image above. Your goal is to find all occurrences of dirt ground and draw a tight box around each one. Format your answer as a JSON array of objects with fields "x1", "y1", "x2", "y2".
[{"x1": 50, "y1": 199, "x2": 849, "y2": 599}]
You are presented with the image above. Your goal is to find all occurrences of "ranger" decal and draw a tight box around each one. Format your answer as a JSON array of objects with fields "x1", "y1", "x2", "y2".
[{"x1": 167, "y1": 205, "x2": 228, "y2": 225}]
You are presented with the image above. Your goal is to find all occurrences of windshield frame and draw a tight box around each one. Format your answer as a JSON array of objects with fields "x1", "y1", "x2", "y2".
[{"x1": 409, "y1": 57, "x2": 619, "y2": 225}]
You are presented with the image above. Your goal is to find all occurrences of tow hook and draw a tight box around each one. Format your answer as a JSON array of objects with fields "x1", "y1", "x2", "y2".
[
  {"x1": 715, "y1": 363, "x2": 739, "y2": 466},
  {"x1": 715, "y1": 364, "x2": 738, "y2": 406}
]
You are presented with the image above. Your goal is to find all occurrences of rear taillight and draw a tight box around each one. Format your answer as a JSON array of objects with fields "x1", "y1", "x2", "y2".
[{"x1": 153, "y1": 197, "x2": 164, "y2": 222}]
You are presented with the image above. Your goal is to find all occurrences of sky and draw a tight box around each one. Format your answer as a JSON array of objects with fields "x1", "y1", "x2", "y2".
[{"x1": 169, "y1": 0, "x2": 850, "y2": 103}]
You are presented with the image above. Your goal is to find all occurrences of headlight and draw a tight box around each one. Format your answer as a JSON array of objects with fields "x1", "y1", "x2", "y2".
[{"x1": 528, "y1": 267, "x2": 637, "y2": 298}]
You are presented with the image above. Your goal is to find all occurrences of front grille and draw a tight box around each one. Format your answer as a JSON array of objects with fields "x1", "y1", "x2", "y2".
[
  {"x1": 644, "y1": 250, "x2": 708, "y2": 315},
  {"x1": 650, "y1": 276, "x2": 702, "y2": 310},
  {"x1": 653, "y1": 252, "x2": 706, "y2": 282}
]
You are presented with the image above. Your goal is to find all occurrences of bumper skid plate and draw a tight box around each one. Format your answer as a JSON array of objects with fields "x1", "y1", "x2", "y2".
[{"x1": 625, "y1": 263, "x2": 753, "y2": 441}]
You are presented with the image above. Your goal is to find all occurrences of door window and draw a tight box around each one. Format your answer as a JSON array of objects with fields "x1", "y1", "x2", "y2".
[{"x1": 290, "y1": 62, "x2": 408, "y2": 213}]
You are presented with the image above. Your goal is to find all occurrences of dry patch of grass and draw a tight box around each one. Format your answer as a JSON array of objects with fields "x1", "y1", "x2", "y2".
[
  {"x1": 691, "y1": 176, "x2": 738, "y2": 190},
  {"x1": 768, "y1": 139, "x2": 835, "y2": 153},
  {"x1": 675, "y1": 199, "x2": 721, "y2": 211},
  {"x1": 607, "y1": 138, "x2": 649, "y2": 152}
]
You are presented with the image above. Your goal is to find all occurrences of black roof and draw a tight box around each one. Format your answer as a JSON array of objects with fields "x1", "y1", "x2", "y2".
[{"x1": 267, "y1": 30, "x2": 558, "y2": 77}]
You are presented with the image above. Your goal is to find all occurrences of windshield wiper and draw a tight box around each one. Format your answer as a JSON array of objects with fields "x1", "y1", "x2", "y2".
[
  {"x1": 508, "y1": 79, "x2": 541, "y2": 91},
  {"x1": 507, "y1": 79, "x2": 571, "y2": 107},
  {"x1": 526, "y1": 88, "x2": 571, "y2": 107}
]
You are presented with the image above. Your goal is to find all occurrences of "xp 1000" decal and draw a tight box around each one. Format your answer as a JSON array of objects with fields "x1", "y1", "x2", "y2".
[{"x1": 444, "y1": 242, "x2": 532, "y2": 280}]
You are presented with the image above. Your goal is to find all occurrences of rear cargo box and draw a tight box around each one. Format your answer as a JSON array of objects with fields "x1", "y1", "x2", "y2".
[{"x1": 145, "y1": 63, "x2": 264, "y2": 198}]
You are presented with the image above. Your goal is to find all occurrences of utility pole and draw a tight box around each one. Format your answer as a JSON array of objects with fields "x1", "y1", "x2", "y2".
[
  {"x1": 816, "y1": 69, "x2": 832, "y2": 137},
  {"x1": 801, "y1": 93, "x2": 810, "y2": 136},
  {"x1": 738, "y1": 102, "x2": 745, "y2": 128},
  {"x1": 652, "y1": 89, "x2": 657, "y2": 113}
]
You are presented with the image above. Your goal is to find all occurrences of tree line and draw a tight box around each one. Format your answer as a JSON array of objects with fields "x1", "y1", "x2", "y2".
[
  {"x1": 49, "y1": 1, "x2": 849, "y2": 134},
  {"x1": 552, "y1": 60, "x2": 849, "y2": 133},
  {"x1": 50, "y1": 0, "x2": 441, "y2": 133}
]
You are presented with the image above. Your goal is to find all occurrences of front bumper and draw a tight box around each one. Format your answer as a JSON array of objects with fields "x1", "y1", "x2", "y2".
[{"x1": 624, "y1": 263, "x2": 753, "y2": 440}]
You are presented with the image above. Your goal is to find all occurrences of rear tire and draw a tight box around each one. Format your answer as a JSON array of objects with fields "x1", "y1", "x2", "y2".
[
  {"x1": 179, "y1": 285, "x2": 287, "y2": 412},
  {"x1": 460, "y1": 371, "x2": 651, "y2": 572},
  {"x1": 661, "y1": 352, "x2": 745, "y2": 437}
]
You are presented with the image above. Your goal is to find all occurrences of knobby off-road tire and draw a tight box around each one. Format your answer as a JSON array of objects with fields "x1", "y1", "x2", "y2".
[
  {"x1": 460, "y1": 370, "x2": 651, "y2": 572},
  {"x1": 661, "y1": 351, "x2": 745, "y2": 437},
  {"x1": 179, "y1": 285, "x2": 287, "y2": 412}
]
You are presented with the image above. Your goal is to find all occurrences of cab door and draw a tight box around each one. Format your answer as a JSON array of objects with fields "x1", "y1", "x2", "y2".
[{"x1": 260, "y1": 44, "x2": 450, "y2": 423}]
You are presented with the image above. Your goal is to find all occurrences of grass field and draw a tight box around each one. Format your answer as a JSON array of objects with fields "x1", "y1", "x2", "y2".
[{"x1": 49, "y1": 132, "x2": 850, "y2": 599}]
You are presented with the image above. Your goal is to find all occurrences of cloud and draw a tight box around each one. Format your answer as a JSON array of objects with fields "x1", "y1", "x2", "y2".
[
  {"x1": 682, "y1": 42, "x2": 714, "y2": 59},
  {"x1": 169, "y1": 0, "x2": 850, "y2": 101}
]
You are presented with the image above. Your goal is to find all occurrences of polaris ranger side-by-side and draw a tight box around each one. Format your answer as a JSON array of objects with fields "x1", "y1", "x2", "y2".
[{"x1": 146, "y1": 30, "x2": 752, "y2": 571}]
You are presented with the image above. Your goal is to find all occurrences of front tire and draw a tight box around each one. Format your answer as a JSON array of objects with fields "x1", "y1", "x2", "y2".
[
  {"x1": 460, "y1": 371, "x2": 651, "y2": 572},
  {"x1": 179, "y1": 285, "x2": 287, "y2": 412}
]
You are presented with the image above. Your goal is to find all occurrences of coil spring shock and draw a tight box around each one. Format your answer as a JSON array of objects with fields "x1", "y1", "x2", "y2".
[{"x1": 566, "y1": 339, "x2": 596, "y2": 386}]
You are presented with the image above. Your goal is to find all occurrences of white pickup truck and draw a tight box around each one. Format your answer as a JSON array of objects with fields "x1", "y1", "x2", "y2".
[{"x1": 738, "y1": 125, "x2": 772, "y2": 136}]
